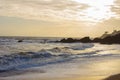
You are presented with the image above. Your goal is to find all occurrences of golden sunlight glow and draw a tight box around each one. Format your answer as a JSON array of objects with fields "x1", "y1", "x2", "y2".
[{"x1": 74, "y1": 0, "x2": 116, "y2": 22}]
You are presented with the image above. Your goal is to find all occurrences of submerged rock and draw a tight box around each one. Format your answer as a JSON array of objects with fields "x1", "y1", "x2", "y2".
[{"x1": 18, "y1": 40, "x2": 23, "y2": 43}]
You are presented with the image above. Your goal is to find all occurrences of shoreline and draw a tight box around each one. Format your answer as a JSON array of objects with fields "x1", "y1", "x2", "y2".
[
  {"x1": 0, "y1": 75, "x2": 106, "y2": 80},
  {"x1": 1, "y1": 73, "x2": 120, "y2": 80}
]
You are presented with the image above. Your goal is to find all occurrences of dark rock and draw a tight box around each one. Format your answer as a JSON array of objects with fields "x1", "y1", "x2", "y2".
[
  {"x1": 104, "y1": 74, "x2": 120, "y2": 80},
  {"x1": 18, "y1": 40, "x2": 23, "y2": 43},
  {"x1": 58, "y1": 30, "x2": 120, "y2": 44},
  {"x1": 60, "y1": 38, "x2": 79, "y2": 43},
  {"x1": 100, "y1": 31, "x2": 120, "y2": 44},
  {"x1": 79, "y1": 37, "x2": 91, "y2": 43},
  {"x1": 93, "y1": 38, "x2": 101, "y2": 42}
]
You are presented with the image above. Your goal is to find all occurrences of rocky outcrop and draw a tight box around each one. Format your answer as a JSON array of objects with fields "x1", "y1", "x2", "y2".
[{"x1": 59, "y1": 30, "x2": 120, "y2": 44}]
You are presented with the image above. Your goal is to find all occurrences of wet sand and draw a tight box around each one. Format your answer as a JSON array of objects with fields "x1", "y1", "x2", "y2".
[
  {"x1": 0, "y1": 75, "x2": 120, "y2": 80},
  {"x1": 36, "y1": 76, "x2": 105, "y2": 80},
  {"x1": 2, "y1": 75, "x2": 119, "y2": 80},
  {"x1": 0, "y1": 76, "x2": 105, "y2": 80}
]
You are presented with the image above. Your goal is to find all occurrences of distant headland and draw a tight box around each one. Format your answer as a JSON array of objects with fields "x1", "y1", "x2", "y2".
[{"x1": 58, "y1": 30, "x2": 120, "y2": 44}]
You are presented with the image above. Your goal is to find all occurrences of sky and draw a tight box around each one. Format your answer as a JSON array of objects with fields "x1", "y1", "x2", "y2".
[{"x1": 0, "y1": 0, "x2": 120, "y2": 38}]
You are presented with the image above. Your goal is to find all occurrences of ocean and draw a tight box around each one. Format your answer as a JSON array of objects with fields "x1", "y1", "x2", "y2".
[{"x1": 0, "y1": 37, "x2": 120, "y2": 80}]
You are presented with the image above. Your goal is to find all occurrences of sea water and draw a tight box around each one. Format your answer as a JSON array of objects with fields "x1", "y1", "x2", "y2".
[{"x1": 0, "y1": 37, "x2": 120, "y2": 80}]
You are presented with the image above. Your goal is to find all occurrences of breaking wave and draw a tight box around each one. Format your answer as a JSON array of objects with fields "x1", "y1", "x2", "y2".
[
  {"x1": 0, "y1": 49, "x2": 119, "y2": 72},
  {"x1": 0, "y1": 50, "x2": 74, "y2": 72}
]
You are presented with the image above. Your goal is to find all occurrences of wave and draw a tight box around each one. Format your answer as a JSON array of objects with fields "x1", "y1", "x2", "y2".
[
  {"x1": 43, "y1": 43, "x2": 94, "y2": 53},
  {"x1": 70, "y1": 43, "x2": 94, "y2": 50},
  {"x1": 0, "y1": 41, "x2": 119, "y2": 72},
  {"x1": 0, "y1": 49, "x2": 120, "y2": 72},
  {"x1": 0, "y1": 51, "x2": 74, "y2": 72},
  {"x1": 0, "y1": 42, "x2": 94, "y2": 56}
]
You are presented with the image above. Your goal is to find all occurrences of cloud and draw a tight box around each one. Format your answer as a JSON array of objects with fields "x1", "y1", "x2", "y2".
[
  {"x1": 111, "y1": 0, "x2": 120, "y2": 18},
  {"x1": 0, "y1": 0, "x2": 119, "y2": 23},
  {"x1": 0, "y1": 0, "x2": 88, "y2": 20}
]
